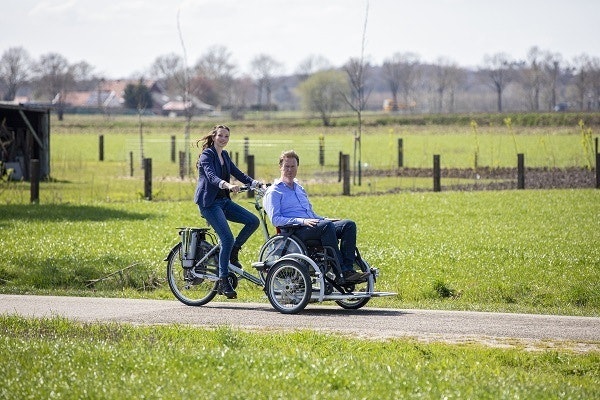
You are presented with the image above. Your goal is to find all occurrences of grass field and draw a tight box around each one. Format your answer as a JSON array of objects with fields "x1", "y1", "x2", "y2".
[
  {"x1": 1, "y1": 315, "x2": 598, "y2": 399},
  {"x1": 1, "y1": 114, "x2": 598, "y2": 399}
]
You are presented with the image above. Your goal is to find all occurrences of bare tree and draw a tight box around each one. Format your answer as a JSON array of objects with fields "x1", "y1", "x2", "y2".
[
  {"x1": 342, "y1": 1, "x2": 371, "y2": 186},
  {"x1": 33, "y1": 52, "x2": 79, "y2": 120},
  {"x1": 250, "y1": 53, "x2": 283, "y2": 111},
  {"x1": 382, "y1": 52, "x2": 421, "y2": 112},
  {"x1": 432, "y1": 57, "x2": 461, "y2": 113},
  {"x1": 541, "y1": 52, "x2": 563, "y2": 111},
  {"x1": 523, "y1": 46, "x2": 545, "y2": 111},
  {"x1": 194, "y1": 45, "x2": 236, "y2": 108},
  {"x1": 295, "y1": 55, "x2": 331, "y2": 81},
  {"x1": 572, "y1": 54, "x2": 593, "y2": 111},
  {"x1": 482, "y1": 52, "x2": 517, "y2": 112},
  {"x1": 0, "y1": 46, "x2": 31, "y2": 101}
]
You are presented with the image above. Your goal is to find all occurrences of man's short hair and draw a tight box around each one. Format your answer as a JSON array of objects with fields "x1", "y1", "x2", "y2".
[{"x1": 279, "y1": 150, "x2": 299, "y2": 166}]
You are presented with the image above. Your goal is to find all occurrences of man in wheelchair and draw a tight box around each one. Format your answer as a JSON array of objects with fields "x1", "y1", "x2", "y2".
[{"x1": 263, "y1": 150, "x2": 370, "y2": 284}]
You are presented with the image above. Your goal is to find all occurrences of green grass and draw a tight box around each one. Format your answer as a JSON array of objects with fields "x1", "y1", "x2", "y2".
[
  {"x1": 1, "y1": 315, "x2": 598, "y2": 399},
  {"x1": 1, "y1": 190, "x2": 598, "y2": 316}
]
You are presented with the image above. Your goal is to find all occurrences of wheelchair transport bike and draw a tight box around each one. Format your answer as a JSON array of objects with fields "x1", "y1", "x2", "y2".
[{"x1": 165, "y1": 186, "x2": 396, "y2": 314}]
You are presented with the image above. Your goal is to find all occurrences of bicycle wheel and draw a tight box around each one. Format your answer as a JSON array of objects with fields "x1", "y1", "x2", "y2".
[
  {"x1": 166, "y1": 242, "x2": 218, "y2": 306},
  {"x1": 265, "y1": 259, "x2": 311, "y2": 314},
  {"x1": 335, "y1": 258, "x2": 373, "y2": 310}
]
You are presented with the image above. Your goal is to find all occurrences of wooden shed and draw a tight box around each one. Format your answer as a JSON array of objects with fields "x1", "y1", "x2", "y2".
[{"x1": 0, "y1": 103, "x2": 51, "y2": 180}]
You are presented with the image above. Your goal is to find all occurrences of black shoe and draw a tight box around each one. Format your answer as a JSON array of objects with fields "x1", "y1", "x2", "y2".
[
  {"x1": 342, "y1": 270, "x2": 370, "y2": 283},
  {"x1": 218, "y1": 278, "x2": 237, "y2": 299},
  {"x1": 230, "y1": 246, "x2": 243, "y2": 269}
]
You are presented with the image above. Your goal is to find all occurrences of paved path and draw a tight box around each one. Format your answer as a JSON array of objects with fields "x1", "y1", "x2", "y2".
[{"x1": 1, "y1": 294, "x2": 598, "y2": 351}]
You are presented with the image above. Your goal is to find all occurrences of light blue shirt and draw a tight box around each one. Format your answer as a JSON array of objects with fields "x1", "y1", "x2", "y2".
[{"x1": 263, "y1": 180, "x2": 323, "y2": 227}]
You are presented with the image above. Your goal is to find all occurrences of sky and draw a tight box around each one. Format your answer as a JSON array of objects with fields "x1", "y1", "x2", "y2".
[{"x1": 2, "y1": 0, "x2": 599, "y2": 79}]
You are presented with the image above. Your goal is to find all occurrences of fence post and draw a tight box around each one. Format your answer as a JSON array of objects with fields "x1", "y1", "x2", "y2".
[
  {"x1": 247, "y1": 154, "x2": 255, "y2": 198},
  {"x1": 99, "y1": 135, "x2": 104, "y2": 161},
  {"x1": 338, "y1": 151, "x2": 342, "y2": 182},
  {"x1": 398, "y1": 138, "x2": 403, "y2": 167},
  {"x1": 342, "y1": 154, "x2": 350, "y2": 196},
  {"x1": 179, "y1": 151, "x2": 186, "y2": 180},
  {"x1": 129, "y1": 151, "x2": 134, "y2": 177},
  {"x1": 319, "y1": 135, "x2": 325, "y2": 166},
  {"x1": 244, "y1": 137, "x2": 249, "y2": 162},
  {"x1": 170, "y1": 135, "x2": 176, "y2": 163},
  {"x1": 433, "y1": 154, "x2": 441, "y2": 192},
  {"x1": 596, "y1": 152, "x2": 599, "y2": 189},
  {"x1": 143, "y1": 158, "x2": 152, "y2": 200},
  {"x1": 30, "y1": 159, "x2": 40, "y2": 204},
  {"x1": 517, "y1": 153, "x2": 525, "y2": 189}
]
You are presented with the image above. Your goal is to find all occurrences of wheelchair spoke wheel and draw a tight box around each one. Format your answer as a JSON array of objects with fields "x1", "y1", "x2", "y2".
[
  {"x1": 166, "y1": 243, "x2": 219, "y2": 306},
  {"x1": 336, "y1": 259, "x2": 374, "y2": 310},
  {"x1": 265, "y1": 259, "x2": 311, "y2": 314}
]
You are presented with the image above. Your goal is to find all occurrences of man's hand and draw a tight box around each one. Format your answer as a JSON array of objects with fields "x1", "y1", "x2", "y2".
[{"x1": 302, "y1": 218, "x2": 320, "y2": 227}]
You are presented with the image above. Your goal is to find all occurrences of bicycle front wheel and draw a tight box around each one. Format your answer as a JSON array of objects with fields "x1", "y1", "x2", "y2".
[
  {"x1": 265, "y1": 259, "x2": 311, "y2": 314},
  {"x1": 166, "y1": 243, "x2": 218, "y2": 306}
]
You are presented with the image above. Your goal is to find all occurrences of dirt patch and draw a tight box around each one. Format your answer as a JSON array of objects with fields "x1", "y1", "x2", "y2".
[{"x1": 362, "y1": 167, "x2": 598, "y2": 192}]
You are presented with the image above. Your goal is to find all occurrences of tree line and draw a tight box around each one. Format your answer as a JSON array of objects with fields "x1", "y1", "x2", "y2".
[{"x1": 1, "y1": 45, "x2": 599, "y2": 124}]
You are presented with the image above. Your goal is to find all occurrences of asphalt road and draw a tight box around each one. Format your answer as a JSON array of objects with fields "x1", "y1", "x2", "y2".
[{"x1": 1, "y1": 294, "x2": 598, "y2": 351}]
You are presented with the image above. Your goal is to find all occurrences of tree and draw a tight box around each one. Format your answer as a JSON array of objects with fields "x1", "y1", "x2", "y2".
[
  {"x1": 123, "y1": 81, "x2": 153, "y2": 110},
  {"x1": 33, "y1": 52, "x2": 77, "y2": 120},
  {"x1": 250, "y1": 54, "x2": 283, "y2": 110},
  {"x1": 295, "y1": 55, "x2": 331, "y2": 81},
  {"x1": 572, "y1": 54, "x2": 593, "y2": 111},
  {"x1": 432, "y1": 57, "x2": 461, "y2": 113},
  {"x1": 482, "y1": 52, "x2": 517, "y2": 112},
  {"x1": 523, "y1": 46, "x2": 545, "y2": 111},
  {"x1": 0, "y1": 46, "x2": 31, "y2": 101},
  {"x1": 382, "y1": 52, "x2": 420, "y2": 111},
  {"x1": 194, "y1": 45, "x2": 236, "y2": 108},
  {"x1": 342, "y1": 0, "x2": 371, "y2": 186},
  {"x1": 297, "y1": 70, "x2": 347, "y2": 126}
]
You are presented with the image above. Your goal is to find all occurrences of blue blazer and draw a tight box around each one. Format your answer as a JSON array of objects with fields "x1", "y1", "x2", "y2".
[{"x1": 194, "y1": 147, "x2": 254, "y2": 208}]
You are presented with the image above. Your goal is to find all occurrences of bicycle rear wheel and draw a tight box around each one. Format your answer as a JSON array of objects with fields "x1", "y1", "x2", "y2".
[{"x1": 166, "y1": 242, "x2": 218, "y2": 306}]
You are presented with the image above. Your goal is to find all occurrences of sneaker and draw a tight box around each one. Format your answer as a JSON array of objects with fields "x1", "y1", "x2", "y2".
[{"x1": 342, "y1": 270, "x2": 370, "y2": 283}]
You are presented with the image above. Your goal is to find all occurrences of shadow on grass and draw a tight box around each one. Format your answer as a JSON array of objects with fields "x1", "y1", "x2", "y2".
[{"x1": 0, "y1": 204, "x2": 153, "y2": 223}]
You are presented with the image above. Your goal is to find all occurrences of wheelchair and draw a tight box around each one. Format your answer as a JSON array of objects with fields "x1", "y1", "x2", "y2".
[{"x1": 252, "y1": 225, "x2": 390, "y2": 314}]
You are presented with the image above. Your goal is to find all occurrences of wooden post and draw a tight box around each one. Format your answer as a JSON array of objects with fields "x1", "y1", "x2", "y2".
[
  {"x1": 517, "y1": 153, "x2": 525, "y2": 189},
  {"x1": 338, "y1": 151, "x2": 342, "y2": 182},
  {"x1": 99, "y1": 135, "x2": 104, "y2": 161},
  {"x1": 433, "y1": 154, "x2": 441, "y2": 192},
  {"x1": 319, "y1": 135, "x2": 325, "y2": 166},
  {"x1": 596, "y1": 152, "x2": 600, "y2": 189},
  {"x1": 129, "y1": 151, "x2": 134, "y2": 177},
  {"x1": 170, "y1": 135, "x2": 176, "y2": 163},
  {"x1": 397, "y1": 138, "x2": 403, "y2": 168},
  {"x1": 179, "y1": 151, "x2": 186, "y2": 180},
  {"x1": 143, "y1": 158, "x2": 152, "y2": 200},
  {"x1": 342, "y1": 154, "x2": 350, "y2": 196},
  {"x1": 244, "y1": 137, "x2": 249, "y2": 162},
  {"x1": 247, "y1": 154, "x2": 255, "y2": 198},
  {"x1": 30, "y1": 159, "x2": 40, "y2": 204}
]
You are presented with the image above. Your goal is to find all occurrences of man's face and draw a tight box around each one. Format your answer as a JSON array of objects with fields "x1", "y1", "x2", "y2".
[{"x1": 280, "y1": 157, "x2": 298, "y2": 179}]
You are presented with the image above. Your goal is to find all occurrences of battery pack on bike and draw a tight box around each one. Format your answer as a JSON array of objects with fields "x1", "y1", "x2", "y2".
[{"x1": 179, "y1": 227, "x2": 208, "y2": 267}]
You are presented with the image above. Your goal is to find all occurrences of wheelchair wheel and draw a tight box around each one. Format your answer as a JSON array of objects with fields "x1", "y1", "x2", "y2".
[
  {"x1": 166, "y1": 242, "x2": 219, "y2": 306},
  {"x1": 265, "y1": 259, "x2": 311, "y2": 314},
  {"x1": 335, "y1": 258, "x2": 373, "y2": 310},
  {"x1": 258, "y1": 235, "x2": 305, "y2": 280}
]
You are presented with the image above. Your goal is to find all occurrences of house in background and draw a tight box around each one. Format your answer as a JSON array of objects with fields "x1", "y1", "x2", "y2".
[{"x1": 63, "y1": 80, "x2": 214, "y2": 116}]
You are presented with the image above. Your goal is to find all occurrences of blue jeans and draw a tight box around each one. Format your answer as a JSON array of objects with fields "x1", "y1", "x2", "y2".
[
  {"x1": 292, "y1": 219, "x2": 357, "y2": 272},
  {"x1": 199, "y1": 198, "x2": 260, "y2": 278}
]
